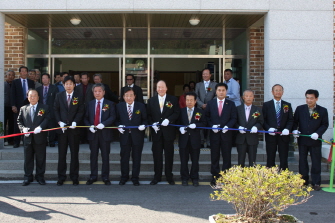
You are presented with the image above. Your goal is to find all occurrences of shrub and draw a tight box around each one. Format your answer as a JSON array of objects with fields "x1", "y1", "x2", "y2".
[{"x1": 210, "y1": 165, "x2": 312, "y2": 222}]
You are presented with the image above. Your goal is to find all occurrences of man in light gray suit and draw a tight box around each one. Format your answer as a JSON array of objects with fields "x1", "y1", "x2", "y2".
[{"x1": 195, "y1": 68, "x2": 217, "y2": 148}]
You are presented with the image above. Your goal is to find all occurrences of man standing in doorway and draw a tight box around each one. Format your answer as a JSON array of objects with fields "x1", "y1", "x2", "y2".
[
  {"x1": 73, "y1": 72, "x2": 81, "y2": 86},
  {"x1": 29, "y1": 70, "x2": 42, "y2": 88},
  {"x1": 93, "y1": 73, "x2": 119, "y2": 103},
  {"x1": 120, "y1": 74, "x2": 144, "y2": 104},
  {"x1": 55, "y1": 72, "x2": 68, "y2": 92},
  {"x1": 223, "y1": 69, "x2": 241, "y2": 106}
]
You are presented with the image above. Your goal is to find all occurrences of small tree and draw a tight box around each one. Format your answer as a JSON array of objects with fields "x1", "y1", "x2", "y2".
[{"x1": 210, "y1": 165, "x2": 312, "y2": 222}]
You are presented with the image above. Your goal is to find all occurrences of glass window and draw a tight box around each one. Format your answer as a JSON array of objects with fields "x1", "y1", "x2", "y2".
[
  {"x1": 51, "y1": 28, "x2": 123, "y2": 54},
  {"x1": 126, "y1": 28, "x2": 148, "y2": 54},
  {"x1": 225, "y1": 29, "x2": 247, "y2": 55},
  {"x1": 27, "y1": 58, "x2": 49, "y2": 74},
  {"x1": 125, "y1": 58, "x2": 148, "y2": 98},
  {"x1": 27, "y1": 29, "x2": 48, "y2": 54},
  {"x1": 225, "y1": 58, "x2": 247, "y2": 93}
]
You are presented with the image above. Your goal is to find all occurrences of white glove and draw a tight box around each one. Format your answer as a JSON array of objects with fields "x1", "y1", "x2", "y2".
[
  {"x1": 188, "y1": 123, "x2": 196, "y2": 129},
  {"x1": 292, "y1": 130, "x2": 300, "y2": 138},
  {"x1": 238, "y1": 126, "x2": 246, "y2": 134},
  {"x1": 268, "y1": 127, "x2": 276, "y2": 136},
  {"x1": 69, "y1": 122, "x2": 76, "y2": 129},
  {"x1": 250, "y1": 126, "x2": 258, "y2": 133},
  {"x1": 161, "y1": 119, "x2": 169, "y2": 126},
  {"x1": 23, "y1": 127, "x2": 30, "y2": 137},
  {"x1": 138, "y1": 125, "x2": 146, "y2": 131},
  {"x1": 118, "y1": 125, "x2": 125, "y2": 134},
  {"x1": 311, "y1": 133, "x2": 319, "y2": 140},
  {"x1": 152, "y1": 122, "x2": 160, "y2": 133},
  {"x1": 281, "y1": 129, "x2": 289, "y2": 136},
  {"x1": 179, "y1": 127, "x2": 186, "y2": 134},
  {"x1": 89, "y1": 125, "x2": 96, "y2": 133},
  {"x1": 96, "y1": 123, "x2": 105, "y2": 130},
  {"x1": 59, "y1": 121, "x2": 67, "y2": 133},
  {"x1": 212, "y1": 125, "x2": 219, "y2": 133},
  {"x1": 34, "y1": 127, "x2": 42, "y2": 134},
  {"x1": 222, "y1": 126, "x2": 229, "y2": 133}
]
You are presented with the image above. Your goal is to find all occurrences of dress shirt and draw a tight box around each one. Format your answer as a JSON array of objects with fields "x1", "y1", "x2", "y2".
[
  {"x1": 126, "y1": 101, "x2": 134, "y2": 113},
  {"x1": 224, "y1": 78, "x2": 241, "y2": 106},
  {"x1": 217, "y1": 98, "x2": 225, "y2": 109},
  {"x1": 95, "y1": 98, "x2": 104, "y2": 123},
  {"x1": 158, "y1": 94, "x2": 166, "y2": 112},
  {"x1": 308, "y1": 105, "x2": 316, "y2": 116},
  {"x1": 66, "y1": 91, "x2": 74, "y2": 101},
  {"x1": 128, "y1": 84, "x2": 134, "y2": 88},
  {"x1": 204, "y1": 80, "x2": 210, "y2": 89},
  {"x1": 273, "y1": 99, "x2": 282, "y2": 108},
  {"x1": 187, "y1": 107, "x2": 194, "y2": 117}
]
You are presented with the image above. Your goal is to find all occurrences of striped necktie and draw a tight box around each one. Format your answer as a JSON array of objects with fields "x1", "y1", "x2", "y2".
[{"x1": 276, "y1": 101, "x2": 281, "y2": 127}]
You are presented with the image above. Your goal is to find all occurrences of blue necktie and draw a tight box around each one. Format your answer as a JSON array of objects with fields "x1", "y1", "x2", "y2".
[
  {"x1": 276, "y1": 101, "x2": 280, "y2": 127},
  {"x1": 22, "y1": 79, "x2": 27, "y2": 99}
]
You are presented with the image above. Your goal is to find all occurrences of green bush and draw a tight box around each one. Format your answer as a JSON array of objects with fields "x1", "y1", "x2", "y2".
[{"x1": 210, "y1": 165, "x2": 312, "y2": 222}]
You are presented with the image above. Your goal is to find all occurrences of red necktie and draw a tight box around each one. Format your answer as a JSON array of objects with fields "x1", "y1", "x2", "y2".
[{"x1": 94, "y1": 101, "x2": 100, "y2": 126}]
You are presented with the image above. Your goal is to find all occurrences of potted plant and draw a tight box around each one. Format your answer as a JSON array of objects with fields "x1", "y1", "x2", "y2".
[{"x1": 210, "y1": 165, "x2": 312, "y2": 223}]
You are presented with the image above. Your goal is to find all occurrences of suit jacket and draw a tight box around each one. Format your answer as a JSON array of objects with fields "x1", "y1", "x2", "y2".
[
  {"x1": 84, "y1": 99, "x2": 116, "y2": 141},
  {"x1": 103, "y1": 84, "x2": 119, "y2": 103},
  {"x1": 235, "y1": 104, "x2": 264, "y2": 145},
  {"x1": 11, "y1": 78, "x2": 35, "y2": 109},
  {"x1": 262, "y1": 99, "x2": 294, "y2": 143},
  {"x1": 17, "y1": 103, "x2": 50, "y2": 145},
  {"x1": 36, "y1": 85, "x2": 59, "y2": 119},
  {"x1": 75, "y1": 83, "x2": 94, "y2": 105},
  {"x1": 120, "y1": 84, "x2": 144, "y2": 104},
  {"x1": 54, "y1": 91, "x2": 85, "y2": 134},
  {"x1": 4, "y1": 81, "x2": 12, "y2": 107},
  {"x1": 147, "y1": 94, "x2": 180, "y2": 141},
  {"x1": 195, "y1": 81, "x2": 217, "y2": 109},
  {"x1": 55, "y1": 82, "x2": 65, "y2": 92},
  {"x1": 178, "y1": 107, "x2": 206, "y2": 148},
  {"x1": 205, "y1": 98, "x2": 237, "y2": 141},
  {"x1": 292, "y1": 104, "x2": 329, "y2": 147},
  {"x1": 115, "y1": 101, "x2": 148, "y2": 146}
]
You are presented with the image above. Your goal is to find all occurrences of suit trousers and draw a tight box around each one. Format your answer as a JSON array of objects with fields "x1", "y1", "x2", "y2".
[
  {"x1": 57, "y1": 129, "x2": 80, "y2": 181},
  {"x1": 4, "y1": 106, "x2": 14, "y2": 143},
  {"x1": 23, "y1": 138, "x2": 46, "y2": 181},
  {"x1": 236, "y1": 143, "x2": 258, "y2": 167},
  {"x1": 210, "y1": 136, "x2": 232, "y2": 178},
  {"x1": 47, "y1": 118, "x2": 57, "y2": 144},
  {"x1": 89, "y1": 131, "x2": 111, "y2": 180},
  {"x1": 266, "y1": 135, "x2": 289, "y2": 170},
  {"x1": 120, "y1": 134, "x2": 144, "y2": 181},
  {"x1": 13, "y1": 112, "x2": 21, "y2": 145},
  {"x1": 179, "y1": 138, "x2": 200, "y2": 180},
  {"x1": 299, "y1": 145, "x2": 321, "y2": 186},
  {"x1": 152, "y1": 135, "x2": 174, "y2": 181}
]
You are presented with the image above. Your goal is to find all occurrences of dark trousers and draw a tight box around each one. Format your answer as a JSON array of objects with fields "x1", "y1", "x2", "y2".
[
  {"x1": 47, "y1": 118, "x2": 57, "y2": 144},
  {"x1": 152, "y1": 135, "x2": 174, "y2": 181},
  {"x1": 57, "y1": 129, "x2": 80, "y2": 181},
  {"x1": 4, "y1": 106, "x2": 14, "y2": 143},
  {"x1": 23, "y1": 138, "x2": 46, "y2": 181},
  {"x1": 120, "y1": 134, "x2": 143, "y2": 181},
  {"x1": 236, "y1": 143, "x2": 258, "y2": 167},
  {"x1": 13, "y1": 112, "x2": 21, "y2": 145},
  {"x1": 266, "y1": 135, "x2": 289, "y2": 170},
  {"x1": 179, "y1": 139, "x2": 200, "y2": 181},
  {"x1": 299, "y1": 145, "x2": 321, "y2": 186},
  {"x1": 89, "y1": 131, "x2": 111, "y2": 180},
  {"x1": 210, "y1": 138, "x2": 232, "y2": 178}
]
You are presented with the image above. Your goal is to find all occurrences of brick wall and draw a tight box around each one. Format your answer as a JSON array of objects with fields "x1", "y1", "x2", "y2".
[
  {"x1": 249, "y1": 26, "x2": 264, "y2": 107},
  {"x1": 4, "y1": 22, "x2": 25, "y2": 77}
]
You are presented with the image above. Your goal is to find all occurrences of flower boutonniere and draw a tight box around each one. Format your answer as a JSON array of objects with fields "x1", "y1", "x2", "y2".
[
  {"x1": 311, "y1": 111, "x2": 319, "y2": 119},
  {"x1": 37, "y1": 108, "x2": 45, "y2": 116},
  {"x1": 195, "y1": 112, "x2": 202, "y2": 121},
  {"x1": 135, "y1": 110, "x2": 141, "y2": 115},
  {"x1": 165, "y1": 101, "x2": 173, "y2": 109},
  {"x1": 206, "y1": 87, "x2": 212, "y2": 92},
  {"x1": 252, "y1": 111, "x2": 261, "y2": 119},
  {"x1": 102, "y1": 104, "x2": 109, "y2": 112},
  {"x1": 283, "y1": 105, "x2": 289, "y2": 113},
  {"x1": 72, "y1": 97, "x2": 79, "y2": 105}
]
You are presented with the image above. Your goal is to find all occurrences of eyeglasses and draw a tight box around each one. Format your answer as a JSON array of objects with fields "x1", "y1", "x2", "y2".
[{"x1": 126, "y1": 79, "x2": 133, "y2": 81}]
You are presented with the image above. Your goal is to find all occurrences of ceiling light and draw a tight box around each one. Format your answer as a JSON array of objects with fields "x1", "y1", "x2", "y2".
[
  {"x1": 70, "y1": 18, "x2": 81, "y2": 25},
  {"x1": 189, "y1": 18, "x2": 200, "y2": 26}
]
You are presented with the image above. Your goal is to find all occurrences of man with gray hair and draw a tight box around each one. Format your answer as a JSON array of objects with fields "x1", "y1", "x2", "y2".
[
  {"x1": 4, "y1": 70, "x2": 15, "y2": 145},
  {"x1": 93, "y1": 73, "x2": 119, "y2": 103}
]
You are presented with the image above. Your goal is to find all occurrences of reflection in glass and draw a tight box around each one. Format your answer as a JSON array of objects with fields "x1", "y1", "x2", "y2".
[
  {"x1": 28, "y1": 29, "x2": 48, "y2": 54},
  {"x1": 225, "y1": 29, "x2": 247, "y2": 55},
  {"x1": 126, "y1": 28, "x2": 148, "y2": 54},
  {"x1": 27, "y1": 58, "x2": 48, "y2": 74}
]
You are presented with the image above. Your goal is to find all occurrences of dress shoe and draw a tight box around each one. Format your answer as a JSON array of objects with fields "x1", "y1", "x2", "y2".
[
  {"x1": 200, "y1": 144, "x2": 205, "y2": 148},
  {"x1": 132, "y1": 180, "x2": 140, "y2": 186},
  {"x1": 57, "y1": 180, "x2": 64, "y2": 186},
  {"x1": 73, "y1": 180, "x2": 79, "y2": 186},
  {"x1": 313, "y1": 185, "x2": 321, "y2": 191},
  {"x1": 86, "y1": 178, "x2": 97, "y2": 185},
  {"x1": 37, "y1": 179, "x2": 46, "y2": 185},
  {"x1": 210, "y1": 179, "x2": 216, "y2": 187},
  {"x1": 22, "y1": 180, "x2": 30, "y2": 186},
  {"x1": 103, "y1": 179, "x2": 111, "y2": 185},
  {"x1": 193, "y1": 180, "x2": 199, "y2": 187},
  {"x1": 13, "y1": 144, "x2": 19, "y2": 148},
  {"x1": 150, "y1": 179, "x2": 159, "y2": 185},
  {"x1": 167, "y1": 179, "x2": 175, "y2": 185},
  {"x1": 49, "y1": 143, "x2": 55, "y2": 147},
  {"x1": 119, "y1": 180, "x2": 127, "y2": 185},
  {"x1": 182, "y1": 180, "x2": 188, "y2": 186}
]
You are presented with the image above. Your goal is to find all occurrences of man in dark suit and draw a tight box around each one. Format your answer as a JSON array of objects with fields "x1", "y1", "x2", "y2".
[
  {"x1": 262, "y1": 84, "x2": 294, "y2": 170},
  {"x1": 235, "y1": 90, "x2": 264, "y2": 167},
  {"x1": 120, "y1": 74, "x2": 144, "y2": 104},
  {"x1": 54, "y1": 76, "x2": 85, "y2": 186},
  {"x1": 147, "y1": 80, "x2": 180, "y2": 185},
  {"x1": 17, "y1": 90, "x2": 50, "y2": 186},
  {"x1": 292, "y1": 89, "x2": 329, "y2": 191},
  {"x1": 178, "y1": 92, "x2": 206, "y2": 187},
  {"x1": 11, "y1": 66, "x2": 35, "y2": 148},
  {"x1": 93, "y1": 73, "x2": 119, "y2": 103},
  {"x1": 4, "y1": 70, "x2": 15, "y2": 145},
  {"x1": 205, "y1": 83, "x2": 237, "y2": 186},
  {"x1": 116, "y1": 88, "x2": 147, "y2": 186},
  {"x1": 36, "y1": 73, "x2": 59, "y2": 147},
  {"x1": 84, "y1": 83, "x2": 116, "y2": 186}
]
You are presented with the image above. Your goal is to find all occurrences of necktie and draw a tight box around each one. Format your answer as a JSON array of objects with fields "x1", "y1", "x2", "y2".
[
  {"x1": 67, "y1": 94, "x2": 71, "y2": 107},
  {"x1": 128, "y1": 105, "x2": 132, "y2": 120},
  {"x1": 31, "y1": 105, "x2": 35, "y2": 122},
  {"x1": 159, "y1": 97, "x2": 164, "y2": 112},
  {"x1": 22, "y1": 79, "x2": 27, "y2": 99},
  {"x1": 188, "y1": 109, "x2": 192, "y2": 123},
  {"x1": 218, "y1": 101, "x2": 223, "y2": 116},
  {"x1": 246, "y1": 107, "x2": 250, "y2": 122},
  {"x1": 94, "y1": 101, "x2": 100, "y2": 126},
  {"x1": 276, "y1": 101, "x2": 281, "y2": 127},
  {"x1": 43, "y1": 86, "x2": 48, "y2": 104}
]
